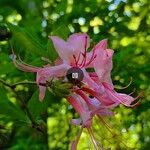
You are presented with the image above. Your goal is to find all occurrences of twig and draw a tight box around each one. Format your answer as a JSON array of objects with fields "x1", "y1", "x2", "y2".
[
  {"x1": 0, "y1": 79, "x2": 36, "y2": 88},
  {"x1": 0, "y1": 78, "x2": 45, "y2": 134}
]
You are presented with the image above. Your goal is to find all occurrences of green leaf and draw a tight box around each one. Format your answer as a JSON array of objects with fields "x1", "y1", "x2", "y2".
[
  {"x1": 51, "y1": 24, "x2": 70, "y2": 40},
  {"x1": 0, "y1": 87, "x2": 27, "y2": 121},
  {"x1": 47, "y1": 40, "x2": 58, "y2": 62},
  {"x1": 28, "y1": 90, "x2": 59, "y2": 118},
  {"x1": 8, "y1": 24, "x2": 46, "y2": 57},
  {"x1": 0, "y1": 53, "x2": 16, "y2": 75}
]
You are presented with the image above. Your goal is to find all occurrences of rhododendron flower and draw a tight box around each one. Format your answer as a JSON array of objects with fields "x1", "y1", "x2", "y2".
[
  {"x1": 86, "y1": 39, "x2": 139, "y2": 107},
  {"x1": 14, "y1": 33, "x2": 101, "y2": 101},
  {"x1": 13, "y1": 33, "x2": 139, "y2": 150}
]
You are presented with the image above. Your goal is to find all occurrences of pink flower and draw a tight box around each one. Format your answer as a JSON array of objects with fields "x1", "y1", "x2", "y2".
[
  {"x1": 67, "y1": 93, "x2": 113, "y2": 150},
  {"x1": 13, "y1": 33, "x2": 140, "y2": 150},
  {"x1": 13, "y1": 33, "x2": 101, "y2": 101},
  {"x1": 90, "y1": 39, "x2": 139, "y2": 107},
  {"x1": 13, "y1": 59, "x2": 69, "y2": 100}
]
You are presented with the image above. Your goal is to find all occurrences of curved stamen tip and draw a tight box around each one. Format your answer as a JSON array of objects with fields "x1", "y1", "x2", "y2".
[
  {"x1": 129, "y1": 88, "x2": 136, "y2": 96},
  {"x1": 129, "y1": 92, "x2": 144, "y2": 107},
  {"x1": 115, "y1": 77, "x2": 133, "y2": 90}
]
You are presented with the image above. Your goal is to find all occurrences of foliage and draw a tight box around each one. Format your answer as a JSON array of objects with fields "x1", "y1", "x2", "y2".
[{"x1": 0, "y1": 0, "x2": 150, "y2": 149}]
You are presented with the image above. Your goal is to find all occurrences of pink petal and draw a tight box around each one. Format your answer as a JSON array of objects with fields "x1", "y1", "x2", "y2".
[
  {"x1": 81, "y1": 87, "x2": 118, "y2": 108},
  {"x1": 96, "y1": 109, "x2": 114, "y2": 116},
  {"x1": 50, "y1": 33, "x2": 90, "y2": 65},
  {"x1": 103, "y1": 84, "x2": 134, "y2": 106},
  {"x1": 68, "y1": 33, "x2": 90, "y2": 54},
  {"x1": 82, "y1": 69, "x2": 105, "y2": 93},
  {"x1": 39, "y1": 85, "x2": 46, "y2": 101},
  {"x1": 54, "y1": 58, "x2": 63, "y2": 65},
  {"x1": 49, "y1": 36, "x2": 73, "y2": 63},
  {"x1": 35, "y1": 64, "x2": 69, "y2": 101},
  {"x1": 70, "y1": 118, "x2": 82, "y2": 126},
  {"x1": 94, "y1": 39, "x2": 108, "y2": 50},
  {"x1": 67, "y1": 95, "x2": 92, "y2": 127},
  {"x1": 116, "y1": 93, "x2": 135, "y2": 106},
  {"x1": 93, "y1": 40, "x2": 114, "y2": 85},
  {"x1": 36, "y1": 72, "x2": 47, "y2": 101},
  {"x1": 70, "y1": 141, "x2": 77, "y2": 150}
]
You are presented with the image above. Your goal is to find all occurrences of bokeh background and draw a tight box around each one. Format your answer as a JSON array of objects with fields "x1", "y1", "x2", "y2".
[{"x1": 0, "y1": 0, "x2": 150, "y2": 149}]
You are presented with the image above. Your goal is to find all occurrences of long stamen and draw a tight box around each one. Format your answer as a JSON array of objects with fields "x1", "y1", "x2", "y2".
[
  {"x1": 97, "y1": 116, "x2": 129, "y2": 149},
  {"x1": 129, "y1": 88, "x2": 136, "y2": 96},
  {"x1": 71, "y1": 126, "x2": 83, "y2": 150},
  {"x1": 73, "y1": 54, "x2": 78, "y2": 67},
  {"x1": 77, "y1": 53, "x2": 86, "y2": 68},
  {"x1": 87, "y1": 127, "x2": 101, "y2": 150},
  {"x1": 85, "y1": 45, "x2": 97, "y2": 67},
  {"x1": 78, "y1": 36, "x2": 88, "y2": 68},
  {"x1": 115, "y1": 77, "x2": 133, "y2": 90},
  {"x1": 18, "y1": 56, "x2": 40, "y2": 69},
  {"x1": 76, "y1": 52, "x2": 81, "y2": 66},
  {"x1": 129, "y1": 93, "x2": 142, "y2": 107}
]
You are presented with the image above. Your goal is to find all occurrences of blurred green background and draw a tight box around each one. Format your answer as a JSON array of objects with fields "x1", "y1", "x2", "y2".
[{"x1": 0, "y1": 0, "x2": 150, "y2": 149}]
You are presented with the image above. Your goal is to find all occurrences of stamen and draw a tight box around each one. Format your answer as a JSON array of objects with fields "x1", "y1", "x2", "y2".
[
  {"x1": 76, "y1": 52, "x2": 81, "y2": 66},
  {"x1": 78, "y1": 53, "x2": 86, "y2": 68},
  {"x1": 71, "y1": 126, "x2": 83, "y2": 150},
  {"x1": 115, "y1": 77, "x2": 133, "y2": 90},
  {"x1": 78, "y1": 36, "x2": 88, "y2": 68},
  {"x1": 129, "y1": 93, "x2": 143, "y2": 107},
  {"x1": 18, "y1": 56, "x2": 39, "y2": 69},
  {"x1": 97, "y1": 116, "x2": 129, "y2": 149},
  {"x1": 87, "y1": 127, "x2": 100, "y2": 150},
  {"x1": 81, "y1": 53, "x2": 87, "y2": 68},
  {"x1": 129, "y1": 88, "x2": 136, "y2": 96},
  {"x1": 73, "y1": 54, "x2": 78, "y2": 67},
  {"x1": 85, "y1": 45, "x2": 97, "y2": 67}
]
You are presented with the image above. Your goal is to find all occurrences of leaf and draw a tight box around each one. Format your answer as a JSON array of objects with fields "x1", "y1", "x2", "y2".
[
  {"x1": 51, "y1": 24, "x2": 70, "y2": 40},
  {"x1": 47, "y1": 40, "x2": 58, "y2": 62},
  {"x1": 28, "y1": 90, "x2": 59, "y2": 118},
  {"x1": 0, "y1": 87, "x2": 27, "y2": 121},
  {"x1": 0, "y1": 53, "x2": 16, "y2": 75},
  {"x1": 8, "y1": 24, "x2": 46, "y2": 57}
]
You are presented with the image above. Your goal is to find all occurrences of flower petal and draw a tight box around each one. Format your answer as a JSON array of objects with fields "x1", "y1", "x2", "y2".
[
  {"x1": 49, "y1": 36, "x2": 73, "y2": 63},
  {"x1": 93, "y1": 39, "x2": 114, "y2": 85},
  {"x1": 104, "y1": 84, "x2": 135, "y2": 107},
  {"x1": 70, "y1": 118, "x2": 82, "y2": 126},
  {"x1": 67, "y1": 95, "x2": 92, "y2": 127},
  {"x1": 94, "y1": 39, "x2": 108, "y2": 50},
  {"x1": 39, "y1": 85, "x2": 46, "y2": 101},
  {"x1": 68, "y1": 33, "x2": 90, "y2": 53}
]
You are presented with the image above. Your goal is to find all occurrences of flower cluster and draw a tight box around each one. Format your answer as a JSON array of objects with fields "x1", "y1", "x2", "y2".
[{"x1": 13, "y1": 33, "x2": 139, "y2": 149}]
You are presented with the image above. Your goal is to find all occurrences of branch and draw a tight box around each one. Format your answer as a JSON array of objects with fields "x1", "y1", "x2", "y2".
[
  {"x1": 0, "y1": 78, "x2": 45, "y2": 134},
  {"x1": 0, "y1": 79, "x2": 36, "y2": 88}
]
